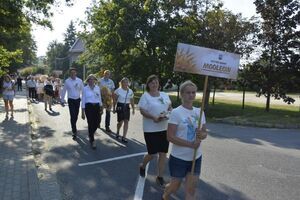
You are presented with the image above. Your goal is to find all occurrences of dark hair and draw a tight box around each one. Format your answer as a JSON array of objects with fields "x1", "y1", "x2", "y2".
[
  {"x1": 145, "y1": 74, "x2": 159, "y2": 92},
  {"x1": 69, "y1": 67, "x2": 77, "y2": 72}
]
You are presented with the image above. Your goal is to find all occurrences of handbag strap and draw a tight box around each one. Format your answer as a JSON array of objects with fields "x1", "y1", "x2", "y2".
[{"x1": 124, "y1": 89, "x2": 129, "y2": 104}]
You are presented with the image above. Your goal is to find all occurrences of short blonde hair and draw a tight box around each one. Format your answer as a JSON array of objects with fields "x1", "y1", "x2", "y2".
[
  {"x1": 119, "y1": 77, "x2": 129, "y2": 87},
  {"x1": 179, "y1": 80, "x2": 197, "y2": 98},
  {"x1": 103, "y1": 70, "x2": 110, "y2": 75}
]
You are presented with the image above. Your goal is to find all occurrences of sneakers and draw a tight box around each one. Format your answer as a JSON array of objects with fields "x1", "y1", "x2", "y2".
[
  {"x1": 156, "y1": 176, "x2": 166, "y2": 187},
  {"x1": 139, "y1": 165, "x2": 145, "y2": 177}
]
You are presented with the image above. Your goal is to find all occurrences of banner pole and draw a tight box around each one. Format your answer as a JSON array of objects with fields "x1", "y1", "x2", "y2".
[{"x1": 191, "y1": 75, "x2": 208, "y2": 175}]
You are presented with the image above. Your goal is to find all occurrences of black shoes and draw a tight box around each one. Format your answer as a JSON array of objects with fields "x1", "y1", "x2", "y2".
[
  {"x1": 121, "y1": 136, "x2": 128, "y2": 143},
  {"x1": 72, "y1": 132, "x2": 77, "y2": 140},
  {"x1": 156, "y1": 176, "x2": 166, "y2": 188},
  {"x1": 91, "y1": 141, "x2": 96, "y2": 149},
  {"x1": 139, "y1": 165, "x2": 145, "y2": 177},
  {"x1": 105, "y1": 127, "x2": 112, "y2": 133}
]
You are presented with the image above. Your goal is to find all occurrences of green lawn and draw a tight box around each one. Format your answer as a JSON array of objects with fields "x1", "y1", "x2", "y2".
[{"x1": 134, "y1": 91, "x2": 300, "y2": 128}]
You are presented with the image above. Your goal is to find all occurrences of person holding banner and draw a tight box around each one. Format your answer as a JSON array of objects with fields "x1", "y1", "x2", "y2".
[
  {"x1": 162, "y1": 80, "x2": 207, "y2": 200},
  {"x1": 138, "y1": 75, "x2": 172, "y2": 187}
]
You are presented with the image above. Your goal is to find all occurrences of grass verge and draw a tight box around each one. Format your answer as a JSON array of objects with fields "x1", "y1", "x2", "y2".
[{"x1": 134, "y1": 91, "x2": 300, "y2": 128}]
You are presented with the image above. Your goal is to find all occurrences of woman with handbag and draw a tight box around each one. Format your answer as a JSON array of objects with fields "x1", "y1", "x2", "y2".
[
  {"x1": 113, "y1": 77, "x2": 135, "y2": 143},
  {"x1": 44, "y1": 78, "x2": 54, "y2": 111}
]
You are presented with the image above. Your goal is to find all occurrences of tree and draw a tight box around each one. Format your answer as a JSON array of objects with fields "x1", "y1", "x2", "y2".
[
  {"x1": 250, "y1": 0, "x2": 300, "y2": 111},
  {"x1": 46, "y1": 41, "x2": 68, "y2": 71},
  {"x1": 45, "y1": 21, "x2": 77, "y2": 77},
  {"x1": 64, "y1": 21, "x2": 77, "y2": 50},
  {"x1": 0, "y1": 0, "x2": 72, "y2": 75},
  {"x1": 81, "y1": 0, "x2": 257, "y2": 98}
]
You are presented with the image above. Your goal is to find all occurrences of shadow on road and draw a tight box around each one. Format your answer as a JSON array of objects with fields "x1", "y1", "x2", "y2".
[{"x1": 207, "y1": 123, "x2": 300, "y2": 150}]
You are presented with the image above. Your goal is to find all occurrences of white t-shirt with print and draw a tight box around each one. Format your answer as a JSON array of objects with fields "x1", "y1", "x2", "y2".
[
  {"x1": 114, "y1": 88, "x2": 134, "y2": 104},
  {"x1": 138, "y1": 92, "x2": 171, "y2": 132},
  {"x1": 168, "y1": 105, "x2": 206, "y2": 161}
]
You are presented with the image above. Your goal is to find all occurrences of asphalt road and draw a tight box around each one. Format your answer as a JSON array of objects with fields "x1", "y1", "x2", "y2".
[{"x1": 30, "y1": 101, "x2": 300, "y2": 200}]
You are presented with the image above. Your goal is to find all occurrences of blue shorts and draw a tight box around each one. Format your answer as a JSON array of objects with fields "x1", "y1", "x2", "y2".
[
  {"x1": 169, "y1": 155, "x2": 202, "y2": 179},
  {"x1": 3, "y1": 94, "x2": 14, "y2": 101}
]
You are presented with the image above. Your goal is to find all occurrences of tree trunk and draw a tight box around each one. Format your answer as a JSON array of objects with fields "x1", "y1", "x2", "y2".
[
  {"x1": 266, "y1": 92, "x2": 271, "y2": 112},
  {"x1": 212, "y1": 87, "x2": 216, "y2": 105},
  {"x1": 242, "y1": 88, "x2": 245, "y2": 109},
  {"x1": 204, "y1": 84, "x2": 211, "y2": 112}
]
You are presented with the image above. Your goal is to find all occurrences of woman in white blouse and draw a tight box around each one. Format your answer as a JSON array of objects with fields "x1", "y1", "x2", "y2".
[
  {"x1": 81, "y1": 74, "x2": 103, "y2": 149},
  {"x1": 2, "y1": 74, "x2": 15, "y2": 118},
  {"x1": 138, "y1": 75, "x2": 172, "y2": 187},
  {"x1": 112, "y1": 77, "x2": 135, "y2": 143}
]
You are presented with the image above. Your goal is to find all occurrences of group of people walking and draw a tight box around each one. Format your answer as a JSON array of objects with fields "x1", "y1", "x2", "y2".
[
  {"x1": 61, "y1": 68, "x2": 135, "y2": 149},
  {"x1": 60, "y1": 69, "x2": 207, "y2": 199},
  {"x1": 2, "y1": 68, "x2": 208, "y2": 199}
]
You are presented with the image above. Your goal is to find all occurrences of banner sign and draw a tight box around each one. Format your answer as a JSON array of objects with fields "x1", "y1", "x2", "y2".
[{"x1": 174, "y1": 43, "x2": 240, "y2": 80}]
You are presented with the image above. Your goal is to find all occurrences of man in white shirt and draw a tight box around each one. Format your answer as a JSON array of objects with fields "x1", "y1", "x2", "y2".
[
  {"x1": 61, "y1": 68, "x2": 84, "y2": 140},
  {"x1": 99, "y1": 70, "x2": 115, "y2": 132}
]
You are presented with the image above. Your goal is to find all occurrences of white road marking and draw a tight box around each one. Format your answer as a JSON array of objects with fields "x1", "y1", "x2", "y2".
[
  {"x1": 134, "y1": 164, "x2": 149, "y2": 200},
  {"x1": 78, "y1": 152, "x2": 147, "y2": 167}
]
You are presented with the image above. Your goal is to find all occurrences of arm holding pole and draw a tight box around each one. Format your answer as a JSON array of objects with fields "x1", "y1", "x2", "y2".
[{"x1": 191, "y1": 75, "x2": 209, "y2": 175}]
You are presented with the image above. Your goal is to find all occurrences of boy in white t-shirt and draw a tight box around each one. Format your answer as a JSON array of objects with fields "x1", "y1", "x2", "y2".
[{"x1": 163, "y1": 80, "x2": 208, "y2": 200}]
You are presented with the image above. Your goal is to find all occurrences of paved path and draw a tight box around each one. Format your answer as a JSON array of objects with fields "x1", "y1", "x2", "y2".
[{"x1": 0, "y1": 91, "x2": 41, "y2": 200}]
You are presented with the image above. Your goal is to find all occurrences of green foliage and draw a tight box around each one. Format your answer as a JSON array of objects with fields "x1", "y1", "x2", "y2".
[
  {"x1": 19, "y1": 66, "x2": 46, "y2": 77},
  {"x1": 81, "y1": 0, "x2": 256, "y2": 89},
  {"x1": 0, "y1": 46, "x2": 22, "y2": 76},
  {"x1": 0, "y1": 0, "x2": 72, "y2": 75},
  {"x1": 64, "y1": 21, "x2": 77, "y2": 49},
  {"x1": 244, "y1": 0, "x2": 300, "y2": 111},
  {"x1": 46, "y1": 21, "x2": 77, "y2": 77}
]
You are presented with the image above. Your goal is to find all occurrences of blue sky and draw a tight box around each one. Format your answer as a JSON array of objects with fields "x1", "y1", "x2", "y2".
[{"x1": 32, "y1": 0, "x2": 257, "y2": 57}]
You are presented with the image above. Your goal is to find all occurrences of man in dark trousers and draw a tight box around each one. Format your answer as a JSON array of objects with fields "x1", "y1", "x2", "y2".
[
  {"x1": 17, "y1": 76, "x2": 23, "y2": 91},
  {"x1": 61, "y1": 68, "x2": 84, "y2": 140}
]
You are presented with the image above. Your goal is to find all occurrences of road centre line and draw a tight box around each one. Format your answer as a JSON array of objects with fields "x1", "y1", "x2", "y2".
[
  {"x1": 78, "y1": 152, "x2": 147, "y2": 167},
  {"x1": 133, "y1": 164, "x2": 149, "y2": 200}
]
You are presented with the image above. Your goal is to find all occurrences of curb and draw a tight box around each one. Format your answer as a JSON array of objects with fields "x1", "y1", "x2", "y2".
[
  {"x1": 27, "y1": 101, "x2": 62, "y2": 200},
  {"x1": 213, "y1": 118, "x2": 300, "y2": 129}
]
